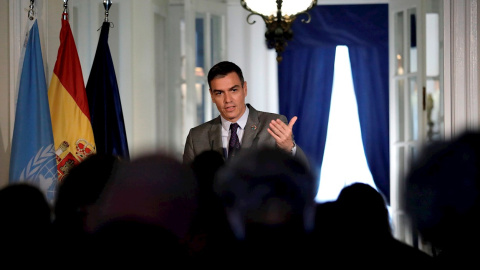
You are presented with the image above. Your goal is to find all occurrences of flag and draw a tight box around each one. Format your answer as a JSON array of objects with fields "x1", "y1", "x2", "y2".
[
  {"x1": 9, "y1": 19, "x2": 58, "y2": 203},
  {"x1": 48, "y1": 17, "x2": 96, "y2": 182},
  {"x1": 86, "y1": 22, "x2": 129, "y2": 160}
]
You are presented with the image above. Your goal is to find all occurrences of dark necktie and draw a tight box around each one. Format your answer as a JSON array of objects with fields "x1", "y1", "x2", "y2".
[{"x1": 228, "y1": 123, "x2": 241, "y2": 159}]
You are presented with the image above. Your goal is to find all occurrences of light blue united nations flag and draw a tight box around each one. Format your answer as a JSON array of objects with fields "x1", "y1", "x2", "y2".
[{"x1": 9, "y1": 19, "x2": 58, "y2": 204}]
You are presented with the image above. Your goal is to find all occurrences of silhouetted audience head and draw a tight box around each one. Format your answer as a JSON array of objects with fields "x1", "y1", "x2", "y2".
[
  {"x1": 84, "y1": 152, "x2": 198, "y2": 267},
  {"x1": 313, "y1": 182, "x2": 433, "y2": 268},
  {"x1": 53, "y1": 153, "x2": 120, "y2": 234},
  {"x1": 215, "y1": 148, "x2": 318, "y2": 238},
  {"x1": 336, "y1": 182, "x2": 391, "y2": 238},
  {"x1": 214, "y1": 147, "x2": 318, "y2": 266},
  {"x1": 405, "y1": 131, "x2": 480, "y2": 266},
  {"x1": 0, "y1": 183, "x2": 52, "y2": 264},
  {"x1": 0, "y1": 183, "x2": 52, "y2": 233}
]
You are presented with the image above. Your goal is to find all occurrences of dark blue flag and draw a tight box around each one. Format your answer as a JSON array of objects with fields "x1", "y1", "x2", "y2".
[{"x1": 86, "y1": 22, "x2": 129, "y2": 160}]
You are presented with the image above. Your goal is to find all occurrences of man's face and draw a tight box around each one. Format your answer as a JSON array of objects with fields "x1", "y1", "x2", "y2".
[{"x1": 210, "y1": 71, "x2": 247, "y2": 123}]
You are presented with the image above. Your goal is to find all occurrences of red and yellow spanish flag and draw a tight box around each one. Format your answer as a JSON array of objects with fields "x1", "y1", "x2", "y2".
[{"x1": 48, "y1": 16, "x2": 96, "y2": 181}]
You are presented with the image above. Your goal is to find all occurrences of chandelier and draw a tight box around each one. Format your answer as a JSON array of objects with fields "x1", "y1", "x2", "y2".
[{"x1": 240, "y1": 0, "x2": 317, "y2": 62}]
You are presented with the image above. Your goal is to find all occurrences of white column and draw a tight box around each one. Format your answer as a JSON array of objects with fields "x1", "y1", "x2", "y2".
[{"x1": 444, "y1": 0, "x2": 479, "y2": 139}]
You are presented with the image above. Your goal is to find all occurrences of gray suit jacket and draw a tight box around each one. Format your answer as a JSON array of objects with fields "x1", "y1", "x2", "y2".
[{"x1": 183, "y1": 104, "x2": 309, "y2": 167}]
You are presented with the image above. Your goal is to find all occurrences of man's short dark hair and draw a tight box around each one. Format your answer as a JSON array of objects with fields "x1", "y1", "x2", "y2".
[{"x1": 207, "y1": 61, "x2": 245, "y2": 89}]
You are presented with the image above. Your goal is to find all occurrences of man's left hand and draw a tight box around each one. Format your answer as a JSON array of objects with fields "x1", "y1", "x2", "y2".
[{"x1": 267, "y1": 116, "x2": 297, "y2": 152}]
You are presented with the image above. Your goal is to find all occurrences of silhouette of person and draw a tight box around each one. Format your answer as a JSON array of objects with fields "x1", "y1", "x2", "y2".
[
  {"x1": 186, "y1": 150, "x2": 236, "y2": 263},
  {"x1": 311, "y1": 199, "x2": 342, "y2": 262},
  {"x1": 0, "y1": 183, "x2": 53, "y2": 265},
  {"x1": 53, "y1": 154, "x2": 119, "y2": 230},
  {"x1": 213, "y1": 147, "x2": 318, "y2": 267},
  {"x1": 52, "y1": 153, "x2": 120, "y2": 264},
  {"x1": 84, "y1": 152, "x2": 198, "y2": 267},
  {"x1": 405, "y1": 131, "x2": 480, "y2": 268},
  {"x1": 183, "y1": 61, "x2": 309, "y2": 168},
  {"x1": 331, "y1": 182, "x2": 433, "y2": 268}
]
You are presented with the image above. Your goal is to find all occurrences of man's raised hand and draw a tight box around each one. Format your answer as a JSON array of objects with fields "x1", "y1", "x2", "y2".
[{"x1": 267, "y1": 116, "x2": 297, "y2": 152}]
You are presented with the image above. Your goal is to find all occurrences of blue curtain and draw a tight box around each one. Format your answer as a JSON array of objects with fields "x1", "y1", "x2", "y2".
[{"x1": 278, "y1": 4, "x2": 390, "y2": 202}]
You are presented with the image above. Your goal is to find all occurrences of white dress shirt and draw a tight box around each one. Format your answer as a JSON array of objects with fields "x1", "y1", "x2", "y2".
[{"x1": 221, "y1": 106, "x2": 249, "y2": 157}]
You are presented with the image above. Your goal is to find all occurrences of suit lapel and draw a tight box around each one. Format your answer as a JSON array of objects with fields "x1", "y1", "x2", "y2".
[
  {"x1": 243, "y1": 104, "x2": 260, "y2": 149},
  {"x1": 208, "y1": 117, "x2": 225, "y2": 158}
]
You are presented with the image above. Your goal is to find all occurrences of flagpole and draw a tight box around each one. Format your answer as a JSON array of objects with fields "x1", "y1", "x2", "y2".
[
  {"x1": 104, "y1": 0, "x2": 112, "y2": 22},
  {"x1": 63, "y1": 0, "x2": 69, "y2": 21},
  {"x1": 28, "y1": 0, "x2": 35, "y2": 20}
]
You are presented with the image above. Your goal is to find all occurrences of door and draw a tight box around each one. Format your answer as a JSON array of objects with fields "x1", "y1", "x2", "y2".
[{"x1": 389, "y1": 0, "x2": 443, "y2": 252}]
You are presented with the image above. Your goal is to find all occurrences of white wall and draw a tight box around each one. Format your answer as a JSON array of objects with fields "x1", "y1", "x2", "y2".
[
  {"x1": 0, "y1": 0, "x2": 10, "y2": 187},
  {"x1": 226, "y1": 0, "x2": 279, "y2": 114}
]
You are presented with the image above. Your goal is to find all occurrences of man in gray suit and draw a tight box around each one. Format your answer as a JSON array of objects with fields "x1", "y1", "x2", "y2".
[{"x1": 183, "y1": 61, "x2": 308, "y2": 167}]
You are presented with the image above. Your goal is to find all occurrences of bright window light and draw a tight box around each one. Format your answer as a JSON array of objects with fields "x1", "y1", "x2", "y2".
[{"x1": 315, "y1": 45, "x2": 378, "y2": 203}]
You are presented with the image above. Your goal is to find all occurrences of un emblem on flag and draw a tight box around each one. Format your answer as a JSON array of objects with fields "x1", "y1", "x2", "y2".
[{"x1": 19, "y1": 144, "x2": 58, "y2": 202}]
